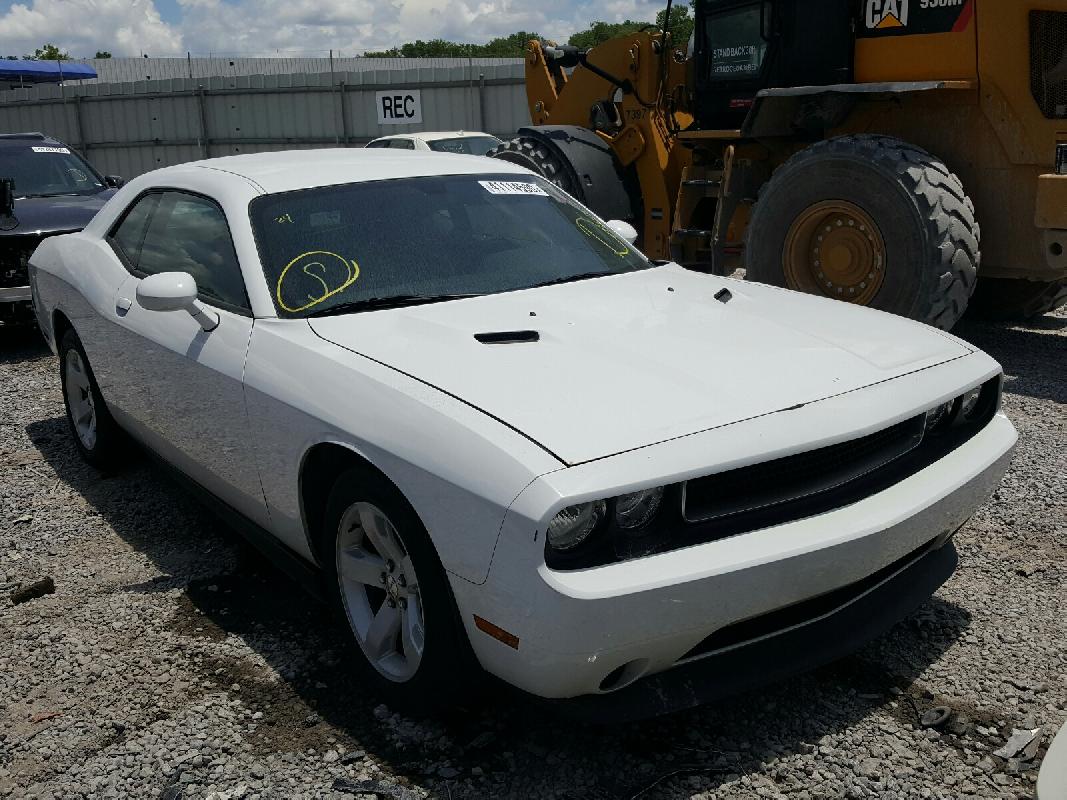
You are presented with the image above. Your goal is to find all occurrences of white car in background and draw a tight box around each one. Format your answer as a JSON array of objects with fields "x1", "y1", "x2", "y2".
[
  {"x1": 28, "y1": 149, "x2": 1016, "y2": 713},
  {"x1": 365, "y1": 130, "x2": 501, "y2": 155}
]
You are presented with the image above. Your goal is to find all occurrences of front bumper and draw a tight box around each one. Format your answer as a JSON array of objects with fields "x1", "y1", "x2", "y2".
[
  {"x1": 0, "y1": 285, "x2": 31, "y2": 303},
  {"x1": 452, "y1": 412, "x2": 1016, "y2": 702},
  {"x1": 542, "y1": 537, "x2": 959, "y2": 722}
]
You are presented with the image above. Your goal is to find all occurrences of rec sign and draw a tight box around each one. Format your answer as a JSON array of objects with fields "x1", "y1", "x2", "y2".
[{"x1": 375, "y1": 90, "x2": 423, "y2": 125}]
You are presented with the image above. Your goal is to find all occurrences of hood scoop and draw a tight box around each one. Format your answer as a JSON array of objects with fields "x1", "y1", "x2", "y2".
[{"x1": 474, "y1": 330, "x2": 540, "y2": 345}]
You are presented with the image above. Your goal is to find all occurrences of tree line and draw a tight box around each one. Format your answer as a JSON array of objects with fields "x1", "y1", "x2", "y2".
[
  {"x1": 9, "y1": 3, "x2": 694, "y2": 63},
  {"x1": 364, "y1": 5, "x2": 694, "y2": 58},
  {"x1": 3, "y1": 44, "x2": 110, "y2": 60}
]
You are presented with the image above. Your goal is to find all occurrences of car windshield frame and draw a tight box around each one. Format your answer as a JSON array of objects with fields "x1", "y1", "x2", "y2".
[
  {"x1": 248, "y1": 172, "x2": 653, "y2": 319},
  {"x1": 0, "y1": 144, "x2": 107, "y2": 198}
]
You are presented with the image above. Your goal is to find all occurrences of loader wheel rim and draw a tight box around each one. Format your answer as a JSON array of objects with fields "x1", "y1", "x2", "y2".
[{"x1": 783, "y1": 201, "x2": 886, "y2": 305}]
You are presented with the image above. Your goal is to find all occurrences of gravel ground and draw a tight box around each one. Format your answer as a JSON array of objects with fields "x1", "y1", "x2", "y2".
[{"x1": 1, "y1": 309, "x2": 1064, "y2": 800}]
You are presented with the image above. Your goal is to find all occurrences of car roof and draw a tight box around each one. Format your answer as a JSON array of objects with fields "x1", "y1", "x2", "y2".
[
  {"x1": 371, "y1": 131, "x2": 499, "y2": 142},
  {"x1": 154, "y1": 148, "x2": 529, "y2": 194},
  {"x1": 0, "y1": 132, "x2": 69, "y2": 149}
]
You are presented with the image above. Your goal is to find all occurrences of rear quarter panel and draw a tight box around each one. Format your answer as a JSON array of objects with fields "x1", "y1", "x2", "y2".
[{"x1": 30, "y1": 234, "x2": 130, "y2": 391}]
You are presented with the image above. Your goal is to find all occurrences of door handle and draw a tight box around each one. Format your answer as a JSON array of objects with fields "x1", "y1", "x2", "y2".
[{"x1": 116, "y1": 296, "x2": 132, "y2": 316}]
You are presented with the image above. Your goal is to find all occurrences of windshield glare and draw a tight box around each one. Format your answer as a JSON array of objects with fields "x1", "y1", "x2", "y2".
[
  {"x1": 427, "y1": 136, "x2": 501, "y2": 155},
  {"x1": 250, "y1": 173, "x2": 650, "y2": 318},
  {"x1": 0, "y1": 146, "x2": 105, "y2": 197}
]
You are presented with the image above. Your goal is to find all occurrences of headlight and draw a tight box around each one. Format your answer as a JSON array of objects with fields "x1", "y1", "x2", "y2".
[
  {"x1": 614, "y1": 487, "x2": 665, "y2": 530},
  {"x1": 959, "y1": 386, "x2": 983, "y2": 419},
  {"x1": 925, "y1": 400, "x2": 956, "y2": 433},
  {"x1": 546, "y1": 500, "x2": 606, "y2": 551}
]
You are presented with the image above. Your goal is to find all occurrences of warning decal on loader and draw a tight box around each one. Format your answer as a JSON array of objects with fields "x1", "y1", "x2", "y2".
[{"x1": 859, "y1": 0, "x2": 974, "y2": 38}]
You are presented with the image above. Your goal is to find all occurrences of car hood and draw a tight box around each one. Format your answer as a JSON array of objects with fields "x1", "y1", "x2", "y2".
[
  {"x1": 309, "y1": 265, "x2": 971, "y2": 465},
  {"x1": 0, "y1": 191, "x2": 115, "y2": 237}
]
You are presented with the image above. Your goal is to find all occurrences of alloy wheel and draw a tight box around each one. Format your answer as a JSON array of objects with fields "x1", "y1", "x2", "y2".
[
  {"x1": 335, "y1": 501, "x2": 426, "y2": 682},
  {"x1": 64, "y1": 349, "x2": 97, "y2": 450}
]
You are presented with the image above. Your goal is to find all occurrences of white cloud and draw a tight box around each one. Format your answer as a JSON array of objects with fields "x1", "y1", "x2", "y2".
[
  {"x1": 0, "y1": 0, "x2": 183, "y2": 57},
  {"x1": 0, "y1": 0, "x2": 667, "y2": 59},
  {"x1": 175, "y1": 0, "x2": 401, "y2": 55},
  {"x1": 391, "y1": 0, "x2": 665, "y2": 47}
]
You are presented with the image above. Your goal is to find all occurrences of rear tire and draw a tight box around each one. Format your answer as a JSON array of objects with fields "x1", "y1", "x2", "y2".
[
  {"x1": 969, "y1": 277, "x2": 1067, "y2": 320},
  {"x1": 745, "y1": 135, "x2": 979, "y2": 330},
  {"x1": 58, "y1": 328, "x2": 126, "y2": 471},
  {"x1": 322, "y1": 465, "x2": 477, "y2": 710}
]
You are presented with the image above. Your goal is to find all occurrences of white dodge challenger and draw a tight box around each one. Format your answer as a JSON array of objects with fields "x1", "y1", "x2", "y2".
[{"x1": 29, "y1": 149, "x2": 1016, "y2": 714}]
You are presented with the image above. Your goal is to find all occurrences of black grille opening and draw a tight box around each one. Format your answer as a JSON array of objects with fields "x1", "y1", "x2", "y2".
[
  {"x1": 1031, "y1": 10, "x2": 1067, "y2": 120},
  {"x1": 1, "y1": 234, "x2": 44, "y2": 289},
  {"x1": 680, "y1": 538, "x2": 937, "y2": 661},
  {"x1": 676, "y1": 377, "x2": 1000, "y2": 548},
  {"x1": 683, "y1": 415, "x2": 925, "y2": 524}
]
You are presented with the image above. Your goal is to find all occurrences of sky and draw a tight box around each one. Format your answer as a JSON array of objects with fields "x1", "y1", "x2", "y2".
[{"x1": 0, "y1": 0, "x2": 667, "y2": 59}]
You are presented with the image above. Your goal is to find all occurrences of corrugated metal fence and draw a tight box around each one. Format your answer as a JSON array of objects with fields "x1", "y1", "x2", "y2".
[
  {"x1": 0, "y1": 62, "x2": 529, "y2": 179},
  {"x1": 68, "y1": 56, "x2": 525, "y2": 84}
]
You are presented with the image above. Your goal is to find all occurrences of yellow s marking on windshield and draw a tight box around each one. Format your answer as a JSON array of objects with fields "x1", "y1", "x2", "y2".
[
  {"x1": 576, "y1": 216, "x2": 630, "y2": 257},
  {"x1": 276, "y1": 251, "x2": 360, "y2": 313}
]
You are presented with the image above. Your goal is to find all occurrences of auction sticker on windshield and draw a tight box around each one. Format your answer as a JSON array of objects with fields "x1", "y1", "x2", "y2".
[
  {"x1": 479, "y1": 180, "x2": 549, "y2": 196},
  {"x1": 31, "y1": 146, "x2": 71, "y2": 154}
]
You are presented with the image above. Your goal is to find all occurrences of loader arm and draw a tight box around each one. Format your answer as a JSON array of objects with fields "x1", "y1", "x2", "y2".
[{"x1": 523, "y1": 36, "x2": 693, "y2": 260}]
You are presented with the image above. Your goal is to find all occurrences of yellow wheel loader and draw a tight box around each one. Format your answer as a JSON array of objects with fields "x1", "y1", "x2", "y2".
[{"x1": 489, "y1": 0, "x2": 1067, "y2": 328}]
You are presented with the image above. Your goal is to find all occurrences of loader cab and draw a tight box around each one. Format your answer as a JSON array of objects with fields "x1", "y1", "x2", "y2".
[{"x1": 691, "y1": 0, "x2": 855, "y2": 130}]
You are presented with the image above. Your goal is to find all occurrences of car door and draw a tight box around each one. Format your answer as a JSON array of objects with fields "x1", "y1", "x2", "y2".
[{"x1": 105, "y1": 189, "x2": 269, "y2": 528}]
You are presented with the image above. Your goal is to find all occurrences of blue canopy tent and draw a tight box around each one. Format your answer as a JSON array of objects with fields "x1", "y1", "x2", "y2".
[{"x1": 0, "y1": 59, "x2": 97, "y2": 87}]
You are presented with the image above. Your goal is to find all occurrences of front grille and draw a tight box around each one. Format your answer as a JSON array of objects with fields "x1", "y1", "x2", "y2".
[
  {"x1": 546, "y1": 377, "x2": 1001, "y2": 572},
  {"x1": 1031, "y1": 10, "x2": 1067, "y2": 120},
  {"x1": 675, "y1": 377, "x2": 999, "y2": 547},
  {"x1": 683, "y1": 415, "x2": 925, "y2": 524},
  {"x1": 0, "y1": 234, "x2": 43, "y2": 289}
]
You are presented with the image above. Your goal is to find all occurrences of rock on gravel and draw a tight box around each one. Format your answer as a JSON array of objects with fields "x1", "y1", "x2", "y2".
[{"x1": 0, "y1": 309, "x2": 1064, "y2": 800}]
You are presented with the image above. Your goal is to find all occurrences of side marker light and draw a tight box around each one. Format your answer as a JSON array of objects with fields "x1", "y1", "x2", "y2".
[{"x1": 474, "y1": 615, "x2": 520, "y2": 649}]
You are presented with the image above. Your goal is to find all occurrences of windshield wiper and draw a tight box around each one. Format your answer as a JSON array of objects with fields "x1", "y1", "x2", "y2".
[
  {"x1": 527, "y1": 271, "x2": 615, "y2": 289},
  {"x1": 306, "y1": 293, "x2": 482, "y2": 317}
]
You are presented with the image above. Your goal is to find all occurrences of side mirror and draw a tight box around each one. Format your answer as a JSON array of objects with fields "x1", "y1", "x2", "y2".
[
  {"x1": 136, "y1": 272, "x2": 218, "y2": 331},
  {"x1": 606, "y1": 219, "x2": 639, "y2": 245},
  {"x1": 105, "y1": 175, "x2": 124, "y2": 188}
]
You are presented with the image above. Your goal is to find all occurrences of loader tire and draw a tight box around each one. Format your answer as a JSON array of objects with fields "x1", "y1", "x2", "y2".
[
  {"x1": 745, "y1": 135, "x2": 979, "y2": 330},
  {"x1": 969, "y1": 277, "x2": 1067, "y2": 320},
  {"x1": 487, "y1": 136, "x2": 582, "y2": 197}
]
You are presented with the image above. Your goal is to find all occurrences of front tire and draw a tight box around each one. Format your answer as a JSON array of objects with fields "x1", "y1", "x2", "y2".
[
  {"x1": 58, "y1": 328, "x2": 125, "y2": 471},
  {"x1": 745, "y1": 135, "x2": 980, "y2": 330},
  {"x1": 323, "y1": 466, "x2": 476, "y2": 709}
]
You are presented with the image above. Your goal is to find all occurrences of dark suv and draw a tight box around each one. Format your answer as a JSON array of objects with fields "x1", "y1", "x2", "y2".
[{"x1": 1, "y1": 133, "x2": 122, "y2": 324}]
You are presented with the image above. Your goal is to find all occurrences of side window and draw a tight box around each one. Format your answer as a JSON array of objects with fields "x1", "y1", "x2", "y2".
[
  {"x1": 389, "y1": 139, "x2": 416, "y2": 150},
  {"x1": 365, "y1": 140, "x2": 390, "y2": 149},
  {"x1": 138, "y1": 192, "x2": 250, "y2": 313},
  {"x1": 109, "y1": 194, "x2": 159, "y2": 267},
  {"x1": 706, "y1": 4, "x2": 768, "y2": 81}
]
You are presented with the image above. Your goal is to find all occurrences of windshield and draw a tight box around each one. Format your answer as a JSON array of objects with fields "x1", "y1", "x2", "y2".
[
  {"x1": 427, "y1": 136, "x2": 501, "y2": 155},
  {"x1": 706, "y1": 6, "x2": 768, "y2": 80},
  {"x1": 0, "y1": 145, "x2": 105, "y2": 198},
  {"x1": 249, "y1": 173, "x2": 650, "y2": 318}
]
